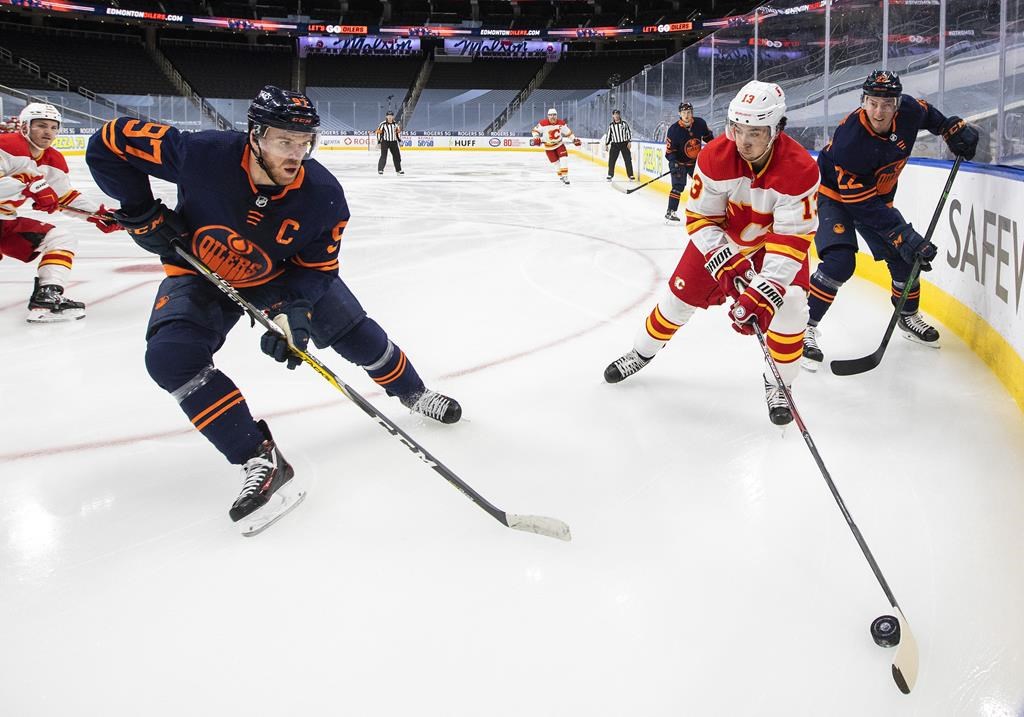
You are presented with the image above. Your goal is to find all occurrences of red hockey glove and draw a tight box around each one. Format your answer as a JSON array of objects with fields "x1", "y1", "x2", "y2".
[
  {"x1": 530, "y1": 137, "x2": 541, "y2": 146},
  {"x1": 22, "y1": 177, "x2": 59, "y2": 214},
  {"x1": 572, "y1": 137, "x2": 582, "y2": 146},
  {"x1": 729, "y1": 276, "x2": 785, "y2": 335},
  {"x1": 87, "y1": 204, "x2": 122, "y2": 234},
  {"x1": 704, "y1": 244, "x2": 755, "y2": 301}
]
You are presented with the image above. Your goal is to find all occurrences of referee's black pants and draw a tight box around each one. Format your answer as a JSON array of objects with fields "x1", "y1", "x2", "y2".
[
  {"x1": 378, "y1": 140, "x2": 402, "y2": 172},
  {"x1": 607, "y1": 141, "x2": 634, "y2": 178}
]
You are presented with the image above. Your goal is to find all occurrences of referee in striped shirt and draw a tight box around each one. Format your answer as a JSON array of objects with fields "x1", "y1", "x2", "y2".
[
  {"x1": 376, "y1": 110, "x2": 404, "y2": 175},
  {"x1": 605, "y1": 110, "x2": 634, "y2": 181}
]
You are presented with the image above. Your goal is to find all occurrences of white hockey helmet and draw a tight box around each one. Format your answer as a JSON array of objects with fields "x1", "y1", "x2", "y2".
[
  {"x1": 20, "y1": 102, "x2": 62, "y2": 132},
  {"x1": 726, "y1": 81, "x2": 786, "y2": 140},
  {"x1": 547, "y1": 107, "x2": 558, "y2": 117}
]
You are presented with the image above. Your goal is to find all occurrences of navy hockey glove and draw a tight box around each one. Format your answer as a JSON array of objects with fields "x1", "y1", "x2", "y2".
[
  {"x1": 942, "y1": 116, "x2": 979, "y2": 161},
  {"x1": 113, "y1": 200, "x2": 188, "y2": 259},
  {"x1": 260, "y1": 300, "x2": 313, "y2": 370},
  {"x1": 667, "y1": 158, "x2": 687, "y2": 182},
  {"x1": 891, "y1": 226, "x2": 938, "y2": 271}
]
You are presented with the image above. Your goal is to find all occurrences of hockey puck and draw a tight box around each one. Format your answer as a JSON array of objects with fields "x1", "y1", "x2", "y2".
[{"x1": 870, "y1": 615, "x2": 901, "y2": 648}]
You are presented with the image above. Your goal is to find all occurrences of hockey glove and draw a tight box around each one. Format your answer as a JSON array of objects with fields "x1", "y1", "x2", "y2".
[
  {"x1": 704, "y1": 244, "x2": 755, "y2": 301},
  {"x1": 667, "y1": 158, "x2": 687, "y2": 182},
  {"x1": 113, "y1": 200, "x2": 188, "y2": 259},
  {"x1": 573, "y1": 137, "x2": 582, "y2": 146},
  {"x1": 87, "y1": 204, "x2": 122, "y2": 234},
  {"x1": 942, "y1": 116, "x2": 979, "y2": 161},
  {"x1": 890, "y1": 226, "x2": 938, "y2": 271},
  {"x1": 530, "y1": 137, "x2": 542, "y2": 146},
  {"x1": 22, "y1": 177, "x2": 60, "y2": 214},
  {"x1": 260, "y1": 300, "x2": 313, "y2": 370},
  {"x1": 729, "y1": 275, "x2": 785, "y2": 335}
]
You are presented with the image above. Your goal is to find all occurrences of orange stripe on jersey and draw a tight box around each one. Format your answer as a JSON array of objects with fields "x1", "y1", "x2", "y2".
[
  {"x1": 101, "y1": 121, "x2": 126, "y2": 160},
  {"x1": 191, "y1": 389, "x2": 242, "y2": 429},
  {"x1": 164, "y1": 265, "x2": 198, "y2": 278},
  {"x1": 645, "y1": 306, "x2": 682, "y2": 341},
  {"x1": 291, "y1": 256, "x2": 339, "y2": 271},
  {"x1": 58, "y1": 190, "x2": 81, "y2": 207},
  {"x1": 373, "y1": 352, "x2": 407, "y2": 386}
]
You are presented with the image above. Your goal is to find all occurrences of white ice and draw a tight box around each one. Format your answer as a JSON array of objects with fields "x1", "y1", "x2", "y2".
[{"x1": 1, "y1": 149, "x2": 1023, "y2": 716}]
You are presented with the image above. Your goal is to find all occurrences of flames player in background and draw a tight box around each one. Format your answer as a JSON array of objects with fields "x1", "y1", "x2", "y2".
[
  {"x1": 0, "y1": 102, "x2": 120, "y2": 323},
  {"x1": 802, "y1": 70, "x2": 979, "y2": 370},
  {"x1": 663, "y1": 102, "x2": 713, "y2": 223},
  {"x1": 531, "y1": 107, "x2": 582, "y2": 185},
  {"x1": 85, "y1": 86, "x2": 461, "y2": 534},
  {"x1": 604, "y1": 82, "x2": 819, "y2": 426}
]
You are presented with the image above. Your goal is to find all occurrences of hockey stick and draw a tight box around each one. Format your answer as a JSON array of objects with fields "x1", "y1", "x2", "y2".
[
  {"x1": 753, "y1": 319, "x2": 918, "y2": 693},
  {"x1": 169, "y1": 242, "x2": 571, "y2": 542},
  {"x1": 830, "y1": 156, "x2": 962, "y2": 376},
  {"x1": 612, "y1": 169, "x2": 672, "y2": 195},
  {"x1": 59, "y1": 205, "x2": 114, "y2": 221}
]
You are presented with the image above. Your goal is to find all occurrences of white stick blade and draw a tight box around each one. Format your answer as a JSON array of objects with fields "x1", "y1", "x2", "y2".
[
  {"x1": 506, "y1": 514, "x2": 572, "y2": 541},
  {"x1": 891, "y1": 608, "x2": 919, "y2": 694},
  {"x1": 610, "y1": 181, "x2": 630, "y2": 194}
]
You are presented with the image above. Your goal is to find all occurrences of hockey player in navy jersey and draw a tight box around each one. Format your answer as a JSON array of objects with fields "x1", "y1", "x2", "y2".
[
  {"x1": 86, "y1": 86, "x2": 461, "y2": 534},
  {"x1": 663, "y1": 102, "x2": 713, "y2": 222},
  {"x1": 802, "y1": 70, "x2": 978, "y2": 369}
]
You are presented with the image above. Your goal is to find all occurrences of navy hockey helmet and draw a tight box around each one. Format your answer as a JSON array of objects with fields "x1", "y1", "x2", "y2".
[
  {"x1": 679, "y1": 102, "x2": 693, "y2": 112},
  {"x1": 247, "y1": 85, "x2": 320, "y2": 137},
  {"x1": 862, "y1": 70, "x2": 902, "y2": 99}
]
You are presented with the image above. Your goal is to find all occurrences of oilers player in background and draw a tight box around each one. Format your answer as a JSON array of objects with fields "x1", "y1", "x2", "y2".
[
  {"x1": 663, "y1": 102, "x2": 713, "y2": 223},
  {"x1": 604, "y1": 82, "x2": 819, "y2": 426},
  {"x1": 86, "y1": 86, "x2": 461, "y2": 535},
  {"x1": 802, "y1": 70, "x2": 979, "y2": 370}
]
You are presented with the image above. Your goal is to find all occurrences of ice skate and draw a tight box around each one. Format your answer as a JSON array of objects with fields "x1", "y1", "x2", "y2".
[
  {"x1": 606, "y1": 175, "x2": 612, "y2": 181},
  {"x1": 560, "y1": 175, "x2": 571, "y2": 185},
  {"x1": 397, "y1": 170, "x2": 405, "y2": 175},
  {"x1": 764, "y1": 377, "x2": 793, "y2": 426},
  {"x1": 604, "y1": 348, "x2": 651, "y2": 384},
  {"x1": 401, "y1": 388, "x2": 462, "y2": 424},
  {"x1": 664, "y1": 210, "x2": 680, "y2": 223},
  {"x1": 26, "y1": 278, "x2": 85, "y2": 323},
  {"x1": 378, "y1": 170, "x2": 384, "y2": 175},
  {"x1": 802, "y1": 325, "x2": 823, "y2": 372},
  {"x1": 898, "y1": 312, "x2": 940, "y2": 347},
  {"x1": 230, "y1": 420, "x2": 305, "y2": 536}
]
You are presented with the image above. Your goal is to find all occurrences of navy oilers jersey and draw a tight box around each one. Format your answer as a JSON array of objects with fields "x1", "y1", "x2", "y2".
[
  {"x1": 817, "y1": 95, "x2": 948, "y2": 234},
  {"x1": 665, "y1": 118, "x2": 713, "y2": 167},
  {"x1": 86, "y1": 119, "x2": 347, "y2": 291}
]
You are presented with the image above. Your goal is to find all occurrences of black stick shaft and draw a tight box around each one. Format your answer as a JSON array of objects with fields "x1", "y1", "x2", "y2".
[
  {"x1": 754, "y1": 322, "x2": 902, "y2": 610},
  {"x1": 171, "y1": 243, "x2": 514, "y2": 528},
  {"x1": 626, "y1": 169, "x2": 673, "y2": 194}
]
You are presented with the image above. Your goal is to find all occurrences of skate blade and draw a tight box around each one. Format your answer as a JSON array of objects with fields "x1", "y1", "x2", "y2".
[
  {"x1": 900, "y1": 331, "x2": 941, "y2": 349},
  {"x1": 26, "y1": 309, "x2": 85, "y2": 323},
  {"x1": 240, "y1": 481, "x2": 307, "y2": 537},
  {"x1": 800, "y1": 357, "x2": 821, "y2": 372}
]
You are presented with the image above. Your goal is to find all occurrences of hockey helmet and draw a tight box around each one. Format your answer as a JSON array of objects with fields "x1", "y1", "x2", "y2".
[
  {"x1": 726, "y1": 80, "x2": 787, "y2": 139},
  {"x1": 862, "y1": 70, "x2": 902, "y2": 99},
  {"x1": 679, "y1": 102, "x2": 693, "y2": 113},
  {"x1": 547, "y1": 108, "x2": 558, "y2": 117},
  {"x1": 248, "y1": 85, "x2": 320, "y2": 138},
  {"x1": 19, "y1": 102, "x2": 62, "y2": 131},
  {"x1": 611, "y1": 109, "x2": 621, "y2": 116}
]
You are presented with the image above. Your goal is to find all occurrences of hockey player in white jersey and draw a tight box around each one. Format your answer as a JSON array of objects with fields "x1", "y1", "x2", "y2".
[
  {"x1": 0, "y1": 103, "x2": 121, "y2": 322},
  {"x1": 603, "y1": 82, "x2": 820, "y2": 425},
  {"x1": 531, "y1": 108, "x2": 582, "y2": 184}
]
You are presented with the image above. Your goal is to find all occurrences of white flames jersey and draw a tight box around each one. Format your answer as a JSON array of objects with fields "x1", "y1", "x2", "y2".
[
  {"x1": 0, "y1": 132, "x2": 99, "y2": 220},
  {"x1": 532, "y1": 118, "x2": 575, "y2": 150},
  {"x1": 685, "y1": 132, "x2": 820, "y2": 287}
]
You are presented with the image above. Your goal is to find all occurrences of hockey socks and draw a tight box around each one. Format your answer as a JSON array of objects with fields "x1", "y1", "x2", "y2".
[
  {"x1": 174, "y1": 367, "x2": 265, "y2": 464},
  {"x1": 891, "y1": 278, "x2": 921, "y2": 315},
  {"x1": 667, "y1": 190, "x2": 681, "y2": 213},
  {"x1": 364, "y1": 340, "x2": 424, "y2": 398},
  {"x1": 808, "y1": 269, "x2": 843, "y2": 324}
]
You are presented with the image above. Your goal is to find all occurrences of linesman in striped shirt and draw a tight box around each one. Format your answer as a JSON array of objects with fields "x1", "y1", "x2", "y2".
[
  {"x1": 604, "y1": 110, "x2": 635, "y2": 181},
  {"x1": 375, "y1": 110, "x2": 404, "y2": 175}
]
